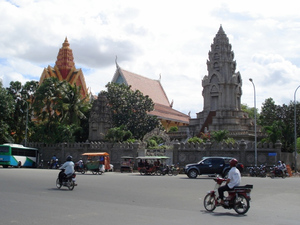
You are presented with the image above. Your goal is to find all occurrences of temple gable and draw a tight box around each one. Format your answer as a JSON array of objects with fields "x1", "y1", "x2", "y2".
[{"x1": 39, "y1": 38, "x2": 89, "y2": 99}]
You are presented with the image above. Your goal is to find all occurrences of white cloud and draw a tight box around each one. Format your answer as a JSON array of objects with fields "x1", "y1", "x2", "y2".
[{"x1": 1, "y1": 0, "x2": 300, "y2": 117}]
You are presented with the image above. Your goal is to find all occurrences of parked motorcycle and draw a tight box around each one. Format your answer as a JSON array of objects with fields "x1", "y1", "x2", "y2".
[
  {"x1": 56, "y1": 170, "x2": 77, "y2": 190},
  {"x1": 156, "y1": 165, "x2": 171, "y2": 176},
  {"x1": 203, "y1": 177, "x2": 253, "y2": 214},
  {"x1": 249, "y1": 164, "x2": 266, "y2": 177},
  {"x1": 270, "y1": 166, "x2": 287, "y2": 178}
]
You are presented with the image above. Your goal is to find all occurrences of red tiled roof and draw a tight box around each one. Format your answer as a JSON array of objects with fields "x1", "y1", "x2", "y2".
[
  {"x1": 150, "y1": 103, "x2": 190, "y2": 124},
  {"x1": 112, "y1": 65, "x2": 189, "y2": 125},
  {"x1": 116, "y1": 69, "x2": 170, "y2": 106}
]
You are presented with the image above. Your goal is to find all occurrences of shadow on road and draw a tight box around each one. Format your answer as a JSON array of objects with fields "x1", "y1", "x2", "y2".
[{"x1": 200, "y1": 210, "x2": 247, "y2": 217}]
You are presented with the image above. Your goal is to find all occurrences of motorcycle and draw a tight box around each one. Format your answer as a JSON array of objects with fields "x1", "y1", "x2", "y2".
[
  {"x1": 203, "y1": 177, "x2": 253, "y2": 214},
  {"x1": 249, "y1": 164, "x2": 266, "y2": 177},
  {"x1": 156, "y1": 165, "x2": 172, "y2": 176},
  {"x1": 75, "y1": 162, "x2": 86, "y2": 174},
  {"x1": 270, "y1": 166, "x2": 287, "y2": 178},
  {"x1": 56, "y1": 169, "x2": 77, "y2": 190}
]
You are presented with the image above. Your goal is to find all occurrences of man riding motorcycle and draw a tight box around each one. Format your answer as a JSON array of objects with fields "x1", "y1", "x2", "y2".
[
  {"x1": 218, "y1": 158, "x2": 241, "y2": 205},
  {"x1": 58, "y1": 155, "x2": 75, "y2": 185}
]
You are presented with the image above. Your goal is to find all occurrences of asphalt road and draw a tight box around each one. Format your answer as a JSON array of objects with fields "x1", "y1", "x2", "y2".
[{"x1": 0, "y1": 168, "x2": 299, "y2": 225}]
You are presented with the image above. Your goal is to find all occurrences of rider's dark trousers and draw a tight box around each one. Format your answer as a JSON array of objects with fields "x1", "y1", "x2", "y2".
[
  {"x1": 58, "y1": 171, "x2": 66, "y2": 183},
  {"x1": 218, "y1": 184, "x2": 233, "y2": 200}
]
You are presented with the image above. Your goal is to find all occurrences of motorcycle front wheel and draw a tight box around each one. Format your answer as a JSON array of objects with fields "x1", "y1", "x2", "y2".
[
  {"x1": 56, "y1": 178, "x2": 62, "y2": 189},
  {"x1": 234, "y1": 194, "x2": 250, "y2": 214},
  {"x1": 203, "y1": 193, "x2": 216, "y2": 212}
]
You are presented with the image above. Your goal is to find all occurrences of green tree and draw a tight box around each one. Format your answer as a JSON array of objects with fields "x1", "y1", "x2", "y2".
[
  {"x1": 261, "y1": 121, "x2": 283, "y2": 144},
  {"x1": 103, "y1": 83, "x2": 160, "y2": 139},
  {"x1": 259, "y1": 98, "x2": 278, "y2": 127},
  {"x1": 6, "y1": 81, "x2": 38, "y2": 144},
  {"x1": 0, "y1": 81, "x2": 15, "y2": 143},
  {"x1": 241, "y1": 103, "x2": 259, "y2": 122},
  {"x1": 31, "y1": 78, "x2": 91, "y2": 143},
  {"x1": 60, "y1": 84, "x2": 92, "y2": 142},
  {"x1": 259, "y1": 98, "x2": 298, "y2": 152},
  {"x1": 105, "y1": 125, "x2": 133, "y2": 143},
  {"x1": 211, "y1": 130, "x2": 229, "y2": 143}
]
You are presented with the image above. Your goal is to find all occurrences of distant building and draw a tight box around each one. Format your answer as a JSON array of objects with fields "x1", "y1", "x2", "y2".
[
  {"x1": 188, "y1": 26, "x2": 263, "y2": 140},
  {"x1": 112, "y1": 62, "x2": 190, "y2": 131},
  {"x1": 39, "y1": 38, "x2": 89, "y2": 99}
]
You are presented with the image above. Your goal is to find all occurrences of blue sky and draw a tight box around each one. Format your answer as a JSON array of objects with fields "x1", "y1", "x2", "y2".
[{"x1": 1, "y1": 0, "x2": 300, "y2": 117}]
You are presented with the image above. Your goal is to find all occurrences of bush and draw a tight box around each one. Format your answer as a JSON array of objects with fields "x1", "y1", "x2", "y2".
[
  {"x1": 169, "y1": 126, "x2": 178, "y2": 132},
  {"x1": 224, "y1": 138, "x2": 236, "y2": 145},
  {"x1": 105, "y1": 125, "x2": 133, "y2": 143},
  {"x1": 187, "y1": 137, "x2": 204, "y2": 144}
]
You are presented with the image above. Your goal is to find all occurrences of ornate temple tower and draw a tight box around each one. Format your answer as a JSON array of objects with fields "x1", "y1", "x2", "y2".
[
  {"x1": 203, "y1": 26, "x2": 242, "y2": 112},
  {"x1": 88, "y1": 92, "x2": 112, "y2": 141},
  {"x1": 39, "y1": 38, "x2": 89, "y2": 99},
  {"x1": 189, "y1": 26, "x2": 256, "y2": 140}
]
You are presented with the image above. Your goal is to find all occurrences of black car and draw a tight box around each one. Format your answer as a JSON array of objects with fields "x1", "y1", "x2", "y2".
[{"x1": 184, "y1": 157, "x2": 244, "y2": 178}]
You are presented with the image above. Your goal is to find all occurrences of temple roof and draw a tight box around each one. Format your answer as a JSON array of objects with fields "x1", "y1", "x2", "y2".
[
  {"x1": 112, "y1": 64, "x2": 189, "y2": 125},
  {"x1": 39, "y1": 38, "x2": 89, "y2": 99},
  {"x1": 55, "y1": 37, "x2": 75, "y2": 79}
]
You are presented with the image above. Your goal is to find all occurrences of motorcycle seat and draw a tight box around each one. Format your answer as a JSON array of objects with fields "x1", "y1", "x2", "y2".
[
  {"x1": 65, "y1": 173, "x2": 74, "y2": 178},
  {"x1": 234, "y1": 184, "x2": 253, "y2": 189}
]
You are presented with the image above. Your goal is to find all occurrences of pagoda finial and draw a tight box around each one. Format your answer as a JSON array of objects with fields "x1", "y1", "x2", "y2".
[
  {"x1": 115, "y1": 55, "x2": 119, "y2": 69},
  {"x1": 55, "y1": 38, "x2": 75, "y2": 78},
  {"x1": 63, "y1": 37, "x2": 70, "y2": 48},
  {"x1": 218, "y1": 25, "x2": 225, "y2": 34}
]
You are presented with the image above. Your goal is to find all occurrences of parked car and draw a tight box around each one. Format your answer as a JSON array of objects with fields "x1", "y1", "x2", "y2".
[{"x1": 184, "y1": 157, "x2": 244, "y2": 178}]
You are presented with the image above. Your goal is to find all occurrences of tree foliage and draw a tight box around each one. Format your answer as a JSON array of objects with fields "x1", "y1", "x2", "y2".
[
  {"x1": 5, "y1": 81, "x2": 39, "y2": 144},
  {"x1": 31, "y1": 77, "x2": 91, "y2": 143},
  {"x1": 0, "y1": 81, "x2": 15, "y2": 143},
  {"x1": 211, "y1": 130, "x2": 229, "y2": 143},
  {"x1": 241, "y1": 103, "x2": 258, "y2": 120},
  {"x1": 103, "y1": 82, "x2": 160, "y2": 139},
  {"x1": 259, "y1": 98, "x2": 299, "y2": 152},
  {"x1": 187, "y1": 136, "x2": 204, "y2": 144},
  {"x1": 105, "y1": 125, "x2": 133, "y2": 143}
]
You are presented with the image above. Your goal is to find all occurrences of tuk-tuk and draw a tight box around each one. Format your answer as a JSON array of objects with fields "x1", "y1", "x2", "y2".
[
  {"x1": 136, "y1": 156, "x2": 169, "y2": 175},
  {"x1": 120, "y1": 156, "x2": 134, "y2": 173},
  {"x1": 82, "y1": 152, "x2": 111, "y2": 175}
]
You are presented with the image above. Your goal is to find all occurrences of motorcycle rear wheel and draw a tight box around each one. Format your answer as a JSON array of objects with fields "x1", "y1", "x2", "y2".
[
  {"x1": 56, "y1": 178, "x2": 62, "y2": 189},
  {"x1": 203, "y1": 193, "x2": 216, "y2": 212},
  {"x1": 68, "y1": 181, "x2": 75, "y2": 190},
  {"x1": 233, "y1": 194, "x2": 250, "y2": 214}
]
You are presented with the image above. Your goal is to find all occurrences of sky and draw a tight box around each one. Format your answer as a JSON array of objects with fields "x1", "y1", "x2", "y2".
[{"x1": 1, "y1": 0, "x2": 300, "y2": 118}]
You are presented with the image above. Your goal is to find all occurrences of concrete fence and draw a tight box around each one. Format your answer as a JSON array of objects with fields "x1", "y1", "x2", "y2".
[{"x1": 28, "y1": 139, "x2": 299, "y2": 171}]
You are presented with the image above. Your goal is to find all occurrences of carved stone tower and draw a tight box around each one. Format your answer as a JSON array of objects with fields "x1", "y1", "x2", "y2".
[
  {"x1": 189, "y1": 26, "x2": 256, "y2": 140},
  {"x1": 88, "y1": 92, "x2": 112, "y2": 141},
  {"x1": 203, "y1": 26, "x2": 242, "y2": 112}
]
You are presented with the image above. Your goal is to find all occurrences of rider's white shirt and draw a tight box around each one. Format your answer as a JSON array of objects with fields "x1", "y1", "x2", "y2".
[
  {"x1": 227, "y1": 167, "x2": 241, "y2": 189},
  {"x1": 59, "y1": 161, "x2": 75, "y2": 175}
]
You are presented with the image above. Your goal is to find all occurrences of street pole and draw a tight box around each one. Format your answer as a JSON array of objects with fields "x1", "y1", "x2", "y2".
[
  {"x1": 294, "y1": 86, "x2": 300, "y2": 172},
  {"x1": 249, "y1": 78, "x2": 257, "y2": 166}
]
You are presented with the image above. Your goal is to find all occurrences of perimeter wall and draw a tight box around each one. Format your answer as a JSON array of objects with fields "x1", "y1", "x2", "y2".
[{"x1": 28, "y1": 140, "x2": 299, "y2": 171}]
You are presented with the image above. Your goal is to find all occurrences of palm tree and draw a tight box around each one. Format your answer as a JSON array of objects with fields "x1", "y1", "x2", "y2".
[
  {"x1": 212, "y1": 130, "x2": 229, "y2": 143},
  {"x1": 60, "y1": 83, "x2": 91, "y2": 126}
]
